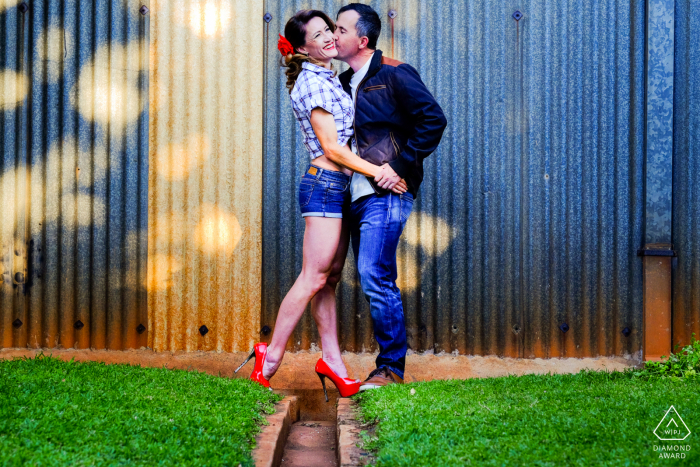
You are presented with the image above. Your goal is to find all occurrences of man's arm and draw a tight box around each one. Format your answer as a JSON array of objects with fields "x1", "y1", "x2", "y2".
[{"x1": 388, "y1": 64, "x2": 448, "y2": 180}]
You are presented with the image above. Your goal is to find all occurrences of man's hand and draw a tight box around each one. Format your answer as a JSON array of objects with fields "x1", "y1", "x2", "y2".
[{"x1": 375, "y1": 164, "x2": 402, "y2": 191}]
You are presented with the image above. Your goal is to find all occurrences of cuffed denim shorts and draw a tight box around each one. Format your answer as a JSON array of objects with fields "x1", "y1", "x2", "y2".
[{"x1": 299, "y1": 164, "x2": 351, "y2": 218}]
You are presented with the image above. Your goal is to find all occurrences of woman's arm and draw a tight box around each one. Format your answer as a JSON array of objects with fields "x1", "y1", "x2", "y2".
[
  {"x1": 310, "y1": 108, "x2": 407, "y2": 193},
  {"x1": 310, "y1": 108, "x2": 379, "y2": 177}
]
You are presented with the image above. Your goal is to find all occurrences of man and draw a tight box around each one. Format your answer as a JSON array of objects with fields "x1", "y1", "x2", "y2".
[{"x1": 334, "y1": 4, "x2": 447, "y2": 390}]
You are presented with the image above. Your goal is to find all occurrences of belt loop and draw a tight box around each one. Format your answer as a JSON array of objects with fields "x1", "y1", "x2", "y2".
[{"x1": 316, "y1": 167, "x2": 323, "y2": 180}]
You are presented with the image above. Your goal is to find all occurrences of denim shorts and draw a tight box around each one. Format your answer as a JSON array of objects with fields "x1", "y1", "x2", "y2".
[{"x1": 298, "y1": 164, "x2": 351, "y2": 218}]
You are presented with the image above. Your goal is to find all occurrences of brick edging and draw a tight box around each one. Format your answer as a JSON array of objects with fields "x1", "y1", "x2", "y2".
[
  {"x1": 253, "y1": 396, "x2": 299, "y2": 467},
  {"x1": 336, "y1": 398, "x2": 373, "y2": 467}
]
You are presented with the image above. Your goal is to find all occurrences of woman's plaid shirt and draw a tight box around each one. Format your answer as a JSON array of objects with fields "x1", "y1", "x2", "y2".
[{"x1": 290, "y1": 62, "x2": 354, "y2": 160}]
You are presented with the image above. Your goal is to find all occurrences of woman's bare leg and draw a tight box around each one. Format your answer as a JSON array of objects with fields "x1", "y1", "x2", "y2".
[
  {"x1": 310, "y1": 223, "x2": 351, "y2": 378},
  {"x1": 262, "y1": 217, "x2": 343, "y2": 379}
]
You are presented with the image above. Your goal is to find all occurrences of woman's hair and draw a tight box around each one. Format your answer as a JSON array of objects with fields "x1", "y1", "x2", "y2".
[{"x1": 282, "y1": 10, "x2": 336, "y2": 93}]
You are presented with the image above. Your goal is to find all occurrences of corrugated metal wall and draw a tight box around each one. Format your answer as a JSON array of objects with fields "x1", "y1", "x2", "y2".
[
  {"x1": 673, "y1": 0, "x2": 700, "y2": 347},
  {"x1": 1, "y1": 0, "x2": 149, "y2": 350},
  {"x1": 147, "y1": 0, "x2": 263, "y2": 352},
  {"x1": 262, "y1": 0, "x2": 646, "y2": 357}
]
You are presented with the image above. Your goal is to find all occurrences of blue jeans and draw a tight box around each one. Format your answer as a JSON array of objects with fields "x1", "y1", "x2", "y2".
[{"x1": 349, "y1": 192, "x2": 414, "y2": 379}]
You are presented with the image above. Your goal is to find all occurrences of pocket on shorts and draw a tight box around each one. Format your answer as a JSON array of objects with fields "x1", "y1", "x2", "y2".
[
  {"x1": 327, "y1": 181, "x2": 348, "y2": 193},
  {"x1": 299, "y1": 181, "x2": 315, "y2": 208}
]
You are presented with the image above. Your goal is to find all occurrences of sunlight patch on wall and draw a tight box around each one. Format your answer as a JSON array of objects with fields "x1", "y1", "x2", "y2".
[
  {"x1": 396, "y1": 253, "x2": 420, "y2": 291},
  {"x1": 0, "y1": 69, "x2": 27, "y2": 109},
  {"x1": 70, "y1": 40, "x2": 147, "y2": 132},
  {"x1": 1, "y1": 137, "x2": 108, "y2": 246},
  {"x1": 36, "y1": 26, "x2": 75, "y2": 84},
  {"x1": 172, "y1": 0, "x2": 234, "y2": 38},
  {"x1": 195, "y1": 203, "x2": 242, "y2": 255},
  {"x1": 403, "y1": 213, "x2": 458, "y2": 256},
  {"x1": 43, "y1": 138, "x2": 107, "y2": 228},
  {"x1": 154, "y1": 133, "x2": 211, "y2": 181},
  {"x1": 0, "y1": 171, "x2": 17, "y2": 240},
  {"x1": 148, "y1": 253, "x2": 183, "y2": 291},
  {"x1": 153, "y1": 211, "x2": 187, "y2": 245},
  {"x1": 0, "y1": 0, "x2": 22, "y2": 13}
]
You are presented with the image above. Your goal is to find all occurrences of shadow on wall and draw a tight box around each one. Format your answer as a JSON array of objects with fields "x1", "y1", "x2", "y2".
[
  {"x1": 1, "y1": 0, "x2": 259, "y2": 351},
  {"x1": 0, "y1": 1, "x2": 150, "y2": 349}
]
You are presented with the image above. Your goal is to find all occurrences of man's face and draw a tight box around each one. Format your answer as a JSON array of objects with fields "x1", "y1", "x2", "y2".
[{"x1": 334, "y1": 10, "x2": 363, "y2": 61}]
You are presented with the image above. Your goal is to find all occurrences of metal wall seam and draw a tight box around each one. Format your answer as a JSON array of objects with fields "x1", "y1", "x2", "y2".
[
  {"x1": 672, "y1": 0, "x2": 700, "y2": 347},
  {"x1": 262, "y1": 0, "x2": 645, "y2": 358},
  {"x1": 147, "y1": 0, "x2": 263, "y2": 352},
  {"x1": 1, "y1": 0, "x2": 149, "y2": 350}
]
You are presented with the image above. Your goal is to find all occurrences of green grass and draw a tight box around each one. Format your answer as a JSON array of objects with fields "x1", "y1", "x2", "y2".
[
  {"x1": 355, "y1": 370, "x2": 699, "y2": 466},
  {"x1": 0, "y1": 354, "x2": 281, "y2": 466}
]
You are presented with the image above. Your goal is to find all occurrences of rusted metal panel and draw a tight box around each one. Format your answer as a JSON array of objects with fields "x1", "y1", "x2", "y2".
[
  {"x1": 147, "y1": 0, "x2": 263, "y2": 352},
  {"x1": 672, "y1": 0, "x2": 700, "y2": 348},
  {"x1": 643, "y1": 256, "x2": 673, "y2": 361},
  {"x1": 1, "y1": 0, "x2": 149, "y2": 350},
  {"x1": 262, "y1": 0, "x2": 646, "y2": 357}
]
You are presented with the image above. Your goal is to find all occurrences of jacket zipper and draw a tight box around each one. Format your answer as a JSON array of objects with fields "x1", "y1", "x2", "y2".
[
  {"x1": 389, "y1": 132, "x2": 400, "y2": 157},
  {"x1": 353, "y1": 72, "x2": 373, "y2": 159}
]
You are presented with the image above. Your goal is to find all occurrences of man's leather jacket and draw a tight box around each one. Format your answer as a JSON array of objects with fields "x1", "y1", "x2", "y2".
[{"x1": 339, "y1": 50, "x2": 447, "y2": 196}]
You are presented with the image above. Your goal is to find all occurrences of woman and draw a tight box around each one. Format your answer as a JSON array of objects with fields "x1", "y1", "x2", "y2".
[{"x1": 235, "y1": 10, "x2": 406, "y2": 400}]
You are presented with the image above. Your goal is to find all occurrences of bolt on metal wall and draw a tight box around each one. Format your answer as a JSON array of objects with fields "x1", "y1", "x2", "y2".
[
  {"x1": 1, "y1": 0, "x2": 149, "y2": 350},
  {"x1": 262, "y1": 0, "x2": 646, "y2": 357},
  {"x1": 147, "y1": 0, "x2": 264, "y2": 352},
  {"x1": 673, "y1": 0, "x2": 700, "y2": 347}
]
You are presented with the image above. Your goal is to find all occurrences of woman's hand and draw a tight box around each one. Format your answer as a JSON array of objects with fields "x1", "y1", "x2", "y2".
[
  {"x1": 392, "y1": 179, "x2": 408, "y2": 194},
  {"x1": 375, "y1": 164, "x2": 403, "y2": 191}
]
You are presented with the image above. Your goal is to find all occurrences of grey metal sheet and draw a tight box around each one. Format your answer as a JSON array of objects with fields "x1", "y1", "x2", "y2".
[
  {"x1": 0, "y1": 0, "x2": 149, "y2": 350},
  {"x1": 262, "y1": 0, "x2": 646, "y2": 358}
]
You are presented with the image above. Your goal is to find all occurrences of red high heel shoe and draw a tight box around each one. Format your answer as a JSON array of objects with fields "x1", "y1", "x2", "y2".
[
  {"x1": 315, "y1": 358, "x2": 361, "y2": 402},
  {"x1": 235, "y1": 343, "x2": 271, "y2": 388}
]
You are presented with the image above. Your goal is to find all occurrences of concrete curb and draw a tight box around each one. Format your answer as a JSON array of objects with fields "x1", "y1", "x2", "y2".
[
  {"x1": 337, "y1": 398, "x2": 373, "y2": 467},
  {"x1": 253, "y1": 396, "x2": 299, "y2": 467}
]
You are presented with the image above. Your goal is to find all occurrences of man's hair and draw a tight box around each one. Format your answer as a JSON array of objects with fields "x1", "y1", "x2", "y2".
[{"x1": 337, "y1": 3, "x2": 381, "y2": 50}]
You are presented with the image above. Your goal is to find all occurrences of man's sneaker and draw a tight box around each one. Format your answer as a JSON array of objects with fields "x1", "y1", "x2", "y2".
[{"x1": 359, "y1": 367, "x2": 404, "y2": 391}]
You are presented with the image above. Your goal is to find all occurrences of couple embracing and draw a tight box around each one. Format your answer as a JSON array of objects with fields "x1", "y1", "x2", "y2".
[{"x1": 237, "y1": 4, "x2": 446, "y2": 399}]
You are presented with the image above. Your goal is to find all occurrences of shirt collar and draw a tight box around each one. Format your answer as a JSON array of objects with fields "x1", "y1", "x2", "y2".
[
  {"x1": 352, "y1": 53, "x2": 374, "y2": 82},
  {"x1": 302, "y1": 61, "x2": 334, "y2": 75}
]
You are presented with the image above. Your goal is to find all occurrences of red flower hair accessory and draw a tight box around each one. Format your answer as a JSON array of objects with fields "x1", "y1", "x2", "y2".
[{"x1": 278, "y1": 34, "x2": 294, "y2": 56}]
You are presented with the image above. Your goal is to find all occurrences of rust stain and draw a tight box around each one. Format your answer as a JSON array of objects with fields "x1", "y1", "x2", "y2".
[
  {"x1": 643, "y1": 257, "x2": 673, "y2": 361},
  {"x1": 532, "y1": 337, "x2": 546, "y2": 359},
  {"x1": 148, "y1": 0, "x2": 264, "y2": 352}
]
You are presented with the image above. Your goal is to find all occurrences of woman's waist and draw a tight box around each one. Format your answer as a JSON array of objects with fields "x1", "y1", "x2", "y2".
[{"x1": 305, "y1": 158, "x2": 352, "y2": 180}]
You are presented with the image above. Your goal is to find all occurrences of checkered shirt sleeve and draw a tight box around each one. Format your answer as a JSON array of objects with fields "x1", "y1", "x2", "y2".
[{"x1": 289, "y1": 66, "x2": 354, "y2": 160}]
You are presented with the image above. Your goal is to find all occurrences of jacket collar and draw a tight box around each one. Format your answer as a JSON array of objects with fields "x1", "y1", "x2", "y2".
[{"x1": 339, "y1": 49, "x2": 384, "y2": 93}]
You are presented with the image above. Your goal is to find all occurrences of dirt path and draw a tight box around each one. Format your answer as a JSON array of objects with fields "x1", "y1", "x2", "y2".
[{"x1": 280, "y1": 421, "x2": 337, "y2": 467}]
